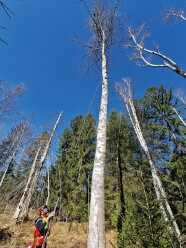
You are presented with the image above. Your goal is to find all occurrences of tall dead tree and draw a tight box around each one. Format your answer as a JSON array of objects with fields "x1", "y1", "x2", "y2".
[
  {"x1": 12, "y1": 147, "x2": 41, "y2": 219},
  {"x1": 116, "y1": 78, "x2": 181, "y2": 243},
  {"x1": 78, "y1": 1, "x2": 122, "y2": 247},
  {"x1": 13, "y1": 111, "x2": 63, "y2": 220}
]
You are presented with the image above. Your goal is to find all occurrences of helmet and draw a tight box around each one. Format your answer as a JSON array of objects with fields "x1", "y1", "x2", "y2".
[{"x1": 38, "y1": 205, "x2": 48, "y2": 216}]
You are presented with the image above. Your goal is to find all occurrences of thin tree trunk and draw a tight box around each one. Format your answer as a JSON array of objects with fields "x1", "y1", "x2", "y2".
[
  {"x1": 128, "y1": 99, "x2": 181, "y2": 238},
  {"x1": 117, "y1": 82, "x2": 181, "y2": 240},
  {"x1": 173, "y1": 108, "x2": 186, "y2": 127},
  {"x1": 45, "y1": 156, "x2": 50, "y2": 206},
  {"x1": 116, "y1": 115, "x2": 125, "y2": 232},
  {"x1": 88, "y1": 36, "x2": 108, "y2": 248},
  {"x1": 12, "y1": 147, "x2": 41, "y2": 219},
  {"x1": 57, "y1": 162, "x2": 62, "y2": 219},
  {"x1": 139, "y1": 163, "x2": 155, "y2": 241},
  {"x1": 19, "y1": 112, "x2": 62, "y2": 218}
]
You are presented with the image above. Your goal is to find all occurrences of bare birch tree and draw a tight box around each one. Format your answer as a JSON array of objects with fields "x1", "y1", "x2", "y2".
[
  {"x1": 0, "y1": 81, "x2": 25, "y2": 124},
  {"x1": 13, "y1": 111, "x2": 62, "y2": 219},
  {"x1": 78, "y1": 1, "x2": 122, "y2": 247},
  {"x1": 115, "y1": 78, "x2": 181, "y2": 243},
  {"x1": 12, "y1": 147, "x2": 41, "y2": 219}
]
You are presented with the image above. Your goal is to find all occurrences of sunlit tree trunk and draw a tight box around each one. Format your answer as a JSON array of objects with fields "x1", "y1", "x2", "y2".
[
  {"x1": 13, "y1": 147, "x2": 41, "y2": 219},
  {"x1": 88, "y1": 35, "x2": 108, "y2": 248},
  {"x1": 117, "y1": 80, "x2": 181, "y2": 240},
  {"x1": 173, "y1": 108, "x2": 186, "y2": 127},
  {"x1": 15, "y1": 112, "x2": 62, "y2": 218}
]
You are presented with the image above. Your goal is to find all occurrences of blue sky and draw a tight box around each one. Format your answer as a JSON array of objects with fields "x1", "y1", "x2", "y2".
[{"x1": 0, "y1": 0, "x2": 185, "y2": 138}]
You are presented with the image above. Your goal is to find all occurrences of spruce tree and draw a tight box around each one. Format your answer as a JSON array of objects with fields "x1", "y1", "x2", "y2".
[{"x1": 50, "y1": 113, "x2": 96, "y2": 222}]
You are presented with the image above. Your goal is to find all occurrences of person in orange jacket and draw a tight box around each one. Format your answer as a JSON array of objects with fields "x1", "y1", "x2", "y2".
[{"x1": 32, "y1": 205, "x2": 55, "y2": 248}]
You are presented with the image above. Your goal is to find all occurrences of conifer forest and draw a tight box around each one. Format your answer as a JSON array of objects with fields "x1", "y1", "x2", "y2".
[{"x1": 0, "y1": 0, "x2": 185, "y2": 247}]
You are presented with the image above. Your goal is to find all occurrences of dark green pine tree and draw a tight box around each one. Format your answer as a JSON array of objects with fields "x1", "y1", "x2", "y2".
[
  {"x1": 118, "y1": 154, "x2": 172, "y2": 248},
  {"x1": 105, "y1": 110, "x2": 138, "y2": 237},
  {"x1": 140, "y1": 85, "x2": 185, "y2": 153},
  {"x1": 165, "y1": 150, "x2": 186, "y2": 237},
  {"x1": 140, "y1": 85, "x2": 186, "y2": 238},
  {"x1": 50, "y1": 112, "x2": 96, "y2": 222},
  {"x1": 105, "y1": 109, "x2": 173, "y2": 247}
]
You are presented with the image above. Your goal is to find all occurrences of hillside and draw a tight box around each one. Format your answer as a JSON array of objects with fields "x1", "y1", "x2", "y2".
[{"x1": 0, "y1": 214, "x2": 116, "y2": 248}]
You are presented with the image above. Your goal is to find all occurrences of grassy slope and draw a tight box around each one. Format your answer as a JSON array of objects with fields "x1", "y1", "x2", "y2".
[{"x1": 0, "y1": 214, "x2": 116, "y2": 248}]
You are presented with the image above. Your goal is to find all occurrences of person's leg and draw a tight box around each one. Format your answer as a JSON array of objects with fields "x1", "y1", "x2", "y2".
[{"x1": 36, "y1": 237, "x2": 45, "y2": 248}]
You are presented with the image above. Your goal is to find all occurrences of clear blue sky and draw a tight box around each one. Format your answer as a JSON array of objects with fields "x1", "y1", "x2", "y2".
[{"x1": 0, "y1": 0, "x2": 185, "y2": 137}]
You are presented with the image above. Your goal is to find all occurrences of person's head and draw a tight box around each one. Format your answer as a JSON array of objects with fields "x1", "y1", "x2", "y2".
[{"x1": 38, "y1": 205, "x2": 48, "y2": 216}]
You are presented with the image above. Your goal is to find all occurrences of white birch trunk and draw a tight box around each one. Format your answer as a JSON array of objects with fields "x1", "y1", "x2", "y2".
[
  {"x1": 88, "y1": 36, "x2": 108, "y2": 248},
  {"x1": 118, "y1": 83, "x2": 181, "y2": 239},
  {"x1": 173, "y1": 108, "x2": 186, "y2": 127},
  {"x1": 17, "y1": 112, "x2": 62, "y2": 218},
  {"x1": 13, "y1": 147, "x2": 41, "y2": 219},
  {"x1": 129, "y1": 98, "x2": 181, "y2": 238},
  {"x1": 126, "y1": 102, "x2": 169, "y2": 222}
]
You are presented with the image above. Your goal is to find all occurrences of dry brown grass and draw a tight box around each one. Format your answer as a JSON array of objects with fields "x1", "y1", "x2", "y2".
[{"x1": 0, "y1": 214, "x2": 116, "y2": 248}]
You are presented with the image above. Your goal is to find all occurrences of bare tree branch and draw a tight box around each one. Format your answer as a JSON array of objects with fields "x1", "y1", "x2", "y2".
[
  {"x1": 0, "y1": 81, "x2": 25, "y2": 124},
  {"x1": 163, "y1": 8, "x2": 186, "y2": 23},
  {"x1": 176, "y1": 88, "x2": 186, "y2": 104},
  {"x1": 124, "y1": 24, "x2": 186, "y2": 78},
  {"x1": 0, "y1": 1, "x2": 15, "y2": 18},
  {"x1": 0, "y1": 1, "x2": 15, "y2": 45}
]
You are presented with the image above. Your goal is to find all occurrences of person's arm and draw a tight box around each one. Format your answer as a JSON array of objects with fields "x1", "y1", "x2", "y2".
[{"x1": 36, "y1": 212, "x2": 55, "y2": 232}]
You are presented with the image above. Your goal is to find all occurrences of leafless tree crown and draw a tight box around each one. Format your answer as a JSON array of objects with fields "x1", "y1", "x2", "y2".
[
  {"x1": 76, "y1": 0, "x2": 123, "y2": 70},
  {"x1": 0, "y1": 81, "x2": 25, "y2": 124}
]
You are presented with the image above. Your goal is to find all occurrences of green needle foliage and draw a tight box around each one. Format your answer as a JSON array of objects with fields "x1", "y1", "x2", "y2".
[{"x1": 50, "y1": 112, "x2": 96, "y2": 222}]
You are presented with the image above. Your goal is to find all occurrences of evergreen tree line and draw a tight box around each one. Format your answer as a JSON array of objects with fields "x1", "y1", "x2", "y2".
[
  {"x1": 47, "y1": 85, "x2": 185, "y2": 247},
  {"x1": 0, "y1": 84, "x2": 185, "y2": 247}
]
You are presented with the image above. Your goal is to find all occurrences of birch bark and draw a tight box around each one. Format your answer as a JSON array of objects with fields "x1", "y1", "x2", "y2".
[
  {"x1": 13, "y1": 147, "x2": 41, "y2": 219},
  {"x1": 16, "y1": 112, "x2": 62, "y2": 218},
  {"x1": 88, "y1": 35, "x2": 108, "y2": 248},
  {"x1": 117, "y1": 82, "x2": 181, "y2": 239},
  {"x1": 173, "y1": 108, "x2": 186, "y2": 127},
  {"x1": 129, "y1": 98, "x2": 181, "y2": 239}
]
